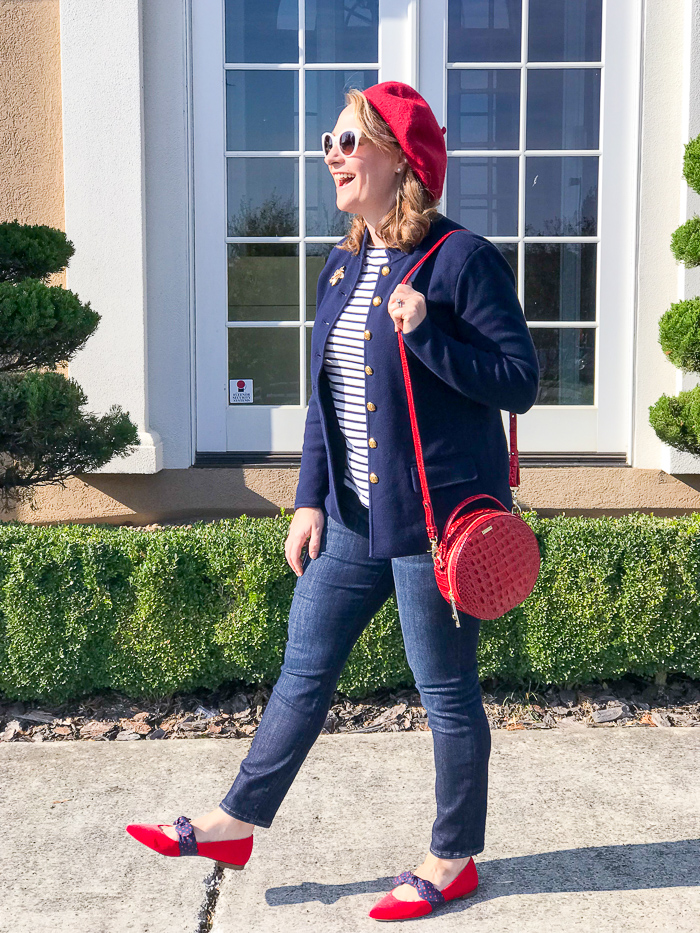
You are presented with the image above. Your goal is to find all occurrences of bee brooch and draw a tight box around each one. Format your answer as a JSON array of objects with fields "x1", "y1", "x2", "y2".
[{"x1": 329, "y1": 266, "x2": 346, "y2": 286}]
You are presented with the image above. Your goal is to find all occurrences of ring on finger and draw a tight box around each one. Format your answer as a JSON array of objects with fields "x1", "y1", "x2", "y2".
[{"x1": 396, "y1": 298, "x2": 404, "y2": 307}]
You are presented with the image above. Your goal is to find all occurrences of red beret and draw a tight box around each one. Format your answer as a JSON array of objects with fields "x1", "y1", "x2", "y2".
[{"x1": 362, "y1": 81, "x2": 447, "y2": 201}]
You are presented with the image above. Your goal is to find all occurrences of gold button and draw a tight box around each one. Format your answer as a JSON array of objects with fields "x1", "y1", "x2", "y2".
[
  {"x1": 381, "y1": 265, "x2": 390, "y2": 276},
  {"x1": 369, "y1": 473, "x2": 379, "y2": 484},
  {"x1": 372, "y1": 296, "x2": 382, "y2": 306},
  {"x1": 365, "y1": 365, "x2": 373, "y2": 375},
  {"x1": 368, "y1": 437, "x2": 377, "y2": 448},
  {"x1": 364, "y1": 330, "x2": 372, "y2": 340},
  {"x1": 367, "y1": 402, "x2": 376, "y2": 412}
]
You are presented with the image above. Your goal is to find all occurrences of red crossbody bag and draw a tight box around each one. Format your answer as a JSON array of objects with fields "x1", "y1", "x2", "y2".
[{"x1": 397, "y1": 231, "x2": 541, "y2": 626}]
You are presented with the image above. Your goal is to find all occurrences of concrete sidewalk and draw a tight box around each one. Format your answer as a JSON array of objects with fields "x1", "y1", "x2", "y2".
[{"x1": 1, "y1": 731, "x2": 699, "y2": 932}]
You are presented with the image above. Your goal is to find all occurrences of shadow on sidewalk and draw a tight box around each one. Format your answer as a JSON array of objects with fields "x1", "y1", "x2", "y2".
[{"x1": 262, "y1": 839, "x2": 700, "y2": 910}]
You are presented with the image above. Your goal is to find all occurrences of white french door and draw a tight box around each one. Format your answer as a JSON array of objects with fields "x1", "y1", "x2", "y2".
[
  {"x1": 192, "y1": 0, "x2": 641, "y2": 457},
  {"x1": 420, "y1": 0, "x2": 641, "y2": 455}
]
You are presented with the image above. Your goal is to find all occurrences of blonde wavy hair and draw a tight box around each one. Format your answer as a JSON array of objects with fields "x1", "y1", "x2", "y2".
[{"x1": 336, "y1": 88, "x2": 440, "y2": 254}]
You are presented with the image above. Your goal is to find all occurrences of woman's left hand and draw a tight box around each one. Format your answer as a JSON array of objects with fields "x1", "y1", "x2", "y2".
[{"x1": 387, "y1": 283, "x2": 427, "y2": 334}]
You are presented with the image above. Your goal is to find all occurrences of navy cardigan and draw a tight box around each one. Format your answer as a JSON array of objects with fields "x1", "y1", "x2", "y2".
[{"x1": 294, "y1": 213, "x2": 540, "y2": 559}]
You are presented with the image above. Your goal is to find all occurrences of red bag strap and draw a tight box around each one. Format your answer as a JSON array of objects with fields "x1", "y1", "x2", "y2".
[{"x1": 396, "y1": 230, "x2": 521, "y2": 549}]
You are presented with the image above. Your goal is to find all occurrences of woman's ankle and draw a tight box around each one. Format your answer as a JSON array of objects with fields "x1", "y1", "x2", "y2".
[{"x1": 214, "y1": 806, "x2": 254, "y2": 833}]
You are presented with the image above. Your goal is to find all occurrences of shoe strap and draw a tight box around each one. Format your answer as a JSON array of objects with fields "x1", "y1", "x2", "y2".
[
  {"x1": 173, "y1": 815, "x2": 199, "y2": 856},
  {"x1": 392, "y1": 870, "x2": 445, "y2": 906}
]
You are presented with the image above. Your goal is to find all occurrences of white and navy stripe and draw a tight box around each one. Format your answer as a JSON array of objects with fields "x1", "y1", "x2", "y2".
[{"x1": 323, "y1": 246, "x2": 387, "y2": 508}]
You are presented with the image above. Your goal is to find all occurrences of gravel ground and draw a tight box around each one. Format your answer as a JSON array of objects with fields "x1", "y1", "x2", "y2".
[{"x1": 2, "y1": 674, "x2": 699, "y2": 743}]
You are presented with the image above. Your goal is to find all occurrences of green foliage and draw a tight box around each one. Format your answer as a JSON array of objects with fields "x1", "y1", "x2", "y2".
[
  {"x1": 0, "y1": 371, "x2": 139, "y2": 505},
  {"x1": 1, "y1": 512, "x2": 699, "y2": 705},
  {"x1": 0, "y1": 221, "x2": 140, "y2": 506},
  {"x1": 683, "y1": 132, "x2": 700, "y2": 195},
  {"x1": 0, "y1": 525, "x2": 136, "y2": 701},
  {"x1": 649, "y1": 387, "x2": 700, "y2": 456},
  {"x1": 650, "y1": 139, "x2": 700, "y2": 450},
  {"x1": 670, "y1": 215, "x2": 700, "y2": 267},
  {"x1": 657, "y1": 297, "x2": 700, "y2": 373},
  {"x1": 0, "y1": 278, "x2": 100, "y2": 372},
  {"x1": 518, "y1": 513, "x2": 700, "y2": 682},
  {"x1": 0, "y1": 220, "x2": 74, "y2": 283}
]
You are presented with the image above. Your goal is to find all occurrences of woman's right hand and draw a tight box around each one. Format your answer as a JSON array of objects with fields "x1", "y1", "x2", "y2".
[{"x1": 285, "y1": 507, "x2": 325, "y2": 576}]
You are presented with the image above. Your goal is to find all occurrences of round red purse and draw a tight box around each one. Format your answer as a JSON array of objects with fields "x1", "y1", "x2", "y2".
[{"x1": 397, "y1": 231, "x2": 541, "y2": 625}]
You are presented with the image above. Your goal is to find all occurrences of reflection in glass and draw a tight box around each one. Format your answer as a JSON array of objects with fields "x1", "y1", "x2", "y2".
[
  {"x1": 531, "y1": 327, "x2": 595, "y2": 404},
  {"x1": 225, "y1": 0, "x2": 299, "y2": 64},
  {"x1": 228, "y1": 245, "x2": 299, "y2": 322},
  {"x1": 306, "y1": 0, "x2": 379, "y2": 64},
  {"x1": 228, "y1": 327, "x2": 300, "y2": 405},
  {"x1": 306, "y1": 243, "x2": 336, "y2": 320},
  {"x1": 448, "y1": 0, "x2": 522, "y2": 63},
  {"x1": 306, "y1": 159, "x2": 351, "y2": 237},
  {"x1": 306, "y1": 326, "x2": 314, "y2": 404},
  {"x1": 527, "y1": 70, "x2": 600, "y2": 150},
  {"x1": 528, "y1": 0, "x2": 602, "y2": 62},
  {"x1": 446, "y1": 157, "x2": 518, "y2": 236},
  {"x1": 525, "y1": 157, "x2": 598, "y2": 236},
  {"x1": 227, "y1": 158, "x2": 298, "y2": 236},
  {"x1": 525, "y1": 244, "x2": 596, "y2": 322},
  {"x1": 226, "y1": 71, "x2": 298, "y2": 151},
  {"x1": 306, "y1": 70, "x2": 378, "y2": 146},
  {"x1": 447, "y1": 70, "x2": 520, "y2": 150},
  {"x1": 496, "y1": 243, "x2": 517, "y2": 280}
]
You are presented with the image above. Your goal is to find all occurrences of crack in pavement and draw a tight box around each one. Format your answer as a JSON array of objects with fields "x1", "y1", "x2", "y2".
[{"x1": 195, "y1": 864, "x2": 224, "y2": 933}]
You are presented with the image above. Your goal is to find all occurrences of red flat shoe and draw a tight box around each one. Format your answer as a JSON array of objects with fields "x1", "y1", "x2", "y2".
[
  {"x1": 125, "y1": 815, "x2": 253, "y2": 870},
  {"x1": 368, "y1": 857, "x2": 478, "y2": 921}
]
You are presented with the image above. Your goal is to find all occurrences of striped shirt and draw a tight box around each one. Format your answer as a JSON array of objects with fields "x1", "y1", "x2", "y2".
[{"x1": 323, "y1": 245, "x2": 388, "y2": 508}]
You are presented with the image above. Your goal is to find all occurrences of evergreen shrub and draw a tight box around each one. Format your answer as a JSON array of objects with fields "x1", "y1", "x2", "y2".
[
  {"x1": 670, "y1": 215, "x2": 700, "y2": 267},
  {"x1": 1, "y1": 511, "x2": 699, "y2": 704}
]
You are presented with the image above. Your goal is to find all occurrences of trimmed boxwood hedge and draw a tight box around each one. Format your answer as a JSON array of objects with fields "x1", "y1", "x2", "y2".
[{"x1": 1, "y1": 511, "x2": 699, "y2": 704}]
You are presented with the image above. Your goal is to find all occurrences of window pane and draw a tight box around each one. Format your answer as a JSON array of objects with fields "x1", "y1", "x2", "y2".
[
  {"x1": 531, "y1": 327, "x2": 595, "y2": 404},
  {"x1": 305, "y1": 70, "x2": 378, "y2": 147},
  {"x1": 446, "y1": 157, "x2": 519, "y2": 236},
  {"x1": 447, "y1": 70, "x2": 520, "y2": 150},
  {"x1": 306, "y1": 326, "x2": 313, "y2": 403},
  {"x1": 228, "y1": 327, "x2": 300, "y2": 405},
  {"x1": 227, "y1": 158, "x2": 299, "y2": 236},
  {"x1": 527, "y1": 69, "x2": 600, "y2": 150},
  {"x1": 306, "y1": 243, "x2": 335, "y2": 320},
  {"x1": 496, "y1": 243, "x2": 518, "y2": 279},
  {"x1": 525, "y1": 156, "x2": 598, "y2": 236},
  {"x1": 306, "y1": 0, "x2": 379, "y2": 64},
  {"x1": 228, "y1": 245, "x2": 299, "y2": 322},
  {"x1": 225, "y1": 0, "x2": 299, "y2": 63},
  {"x1": 306, "y1": 158, "x2": 350, "y2": 236},
  {"x1": 525, "y1": 243, "x2": 596, "y2": 322},
  {"x1": 448, "y1": 0, "x2": 522, "y2": 63},
  {"x1": 528, "y1": 0, "x2": 602, "y2": 62},
  {"x1": 226, "y1": 71, "x2": 298, "y2": 151}
]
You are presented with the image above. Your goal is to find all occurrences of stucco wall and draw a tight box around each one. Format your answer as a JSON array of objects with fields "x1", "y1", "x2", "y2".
[
  {"x1": 1, "y1": 464, "x2": 699, "y2": 525},
  {"x1": 0, "y1": 0, "x2": 64, "y2": 285},
  {"x1": 633, "y1": 0, "x2": 689, "y2": 466},
  {"x1": 141, "y1": 0, "x2": 193, "y2": 469}
]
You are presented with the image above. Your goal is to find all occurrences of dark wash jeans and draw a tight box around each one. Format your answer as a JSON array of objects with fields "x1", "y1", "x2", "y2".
[{"x1": 219, "y1": 486, "x2": 491, "y2": 859}]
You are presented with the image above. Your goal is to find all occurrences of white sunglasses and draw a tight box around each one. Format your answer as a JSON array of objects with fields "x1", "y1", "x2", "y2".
[{"x1": 321, "y1": 127, "x2": 364, "y2": 158}]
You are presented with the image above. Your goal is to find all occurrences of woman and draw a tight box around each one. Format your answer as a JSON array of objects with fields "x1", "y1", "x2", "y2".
[{"x1": 126, "y1": 81, "x2": 540, "y2": 922}]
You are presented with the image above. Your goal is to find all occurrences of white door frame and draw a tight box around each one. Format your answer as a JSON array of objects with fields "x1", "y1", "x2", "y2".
[{"x1": 192, "y1": 0, "x2": 641, "y2": 456}]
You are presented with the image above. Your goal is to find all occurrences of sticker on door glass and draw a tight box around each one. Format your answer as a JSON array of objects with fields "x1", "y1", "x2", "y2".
[{"x1": 229, "y1": 379, "x2": 253, "y2": 403}]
